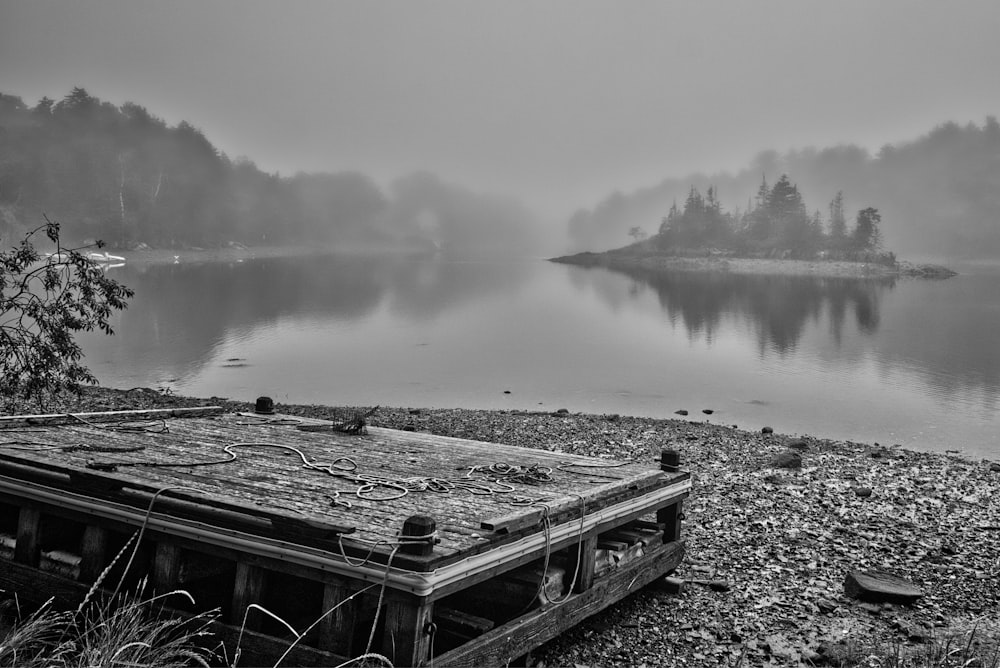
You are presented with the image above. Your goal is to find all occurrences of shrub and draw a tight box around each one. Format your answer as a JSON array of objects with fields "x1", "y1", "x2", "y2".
[{"x1": 0, "y1": 217, "x2": 133, "y2": 408}]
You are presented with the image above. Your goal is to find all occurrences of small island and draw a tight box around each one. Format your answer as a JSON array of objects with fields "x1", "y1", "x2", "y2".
[{"x1": 553, "y1": 176, "x2": 956, "y2": 279}]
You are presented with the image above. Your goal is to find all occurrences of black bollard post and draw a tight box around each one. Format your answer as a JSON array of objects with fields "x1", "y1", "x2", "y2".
[
  {"x1": 660, "y1": 449, "x2": 680, "y2": 473},
  {"x1": 401, "y1": 515, "x2": 436, "y2": 556}
]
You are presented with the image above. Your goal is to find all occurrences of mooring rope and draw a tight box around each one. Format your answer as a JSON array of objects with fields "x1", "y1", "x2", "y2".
[
  {"x1": 231, "y1": 413, "x2": 304, "y2": 427},
  {"x1": 88, "y1": 441, "x2": 559, "y2": 505},
  {"x1": 518, "y1": 493, "x2": 587, "y2": 614},
  {"x1": 63, "y1": 413, "x2": 170, "y2": 433}
]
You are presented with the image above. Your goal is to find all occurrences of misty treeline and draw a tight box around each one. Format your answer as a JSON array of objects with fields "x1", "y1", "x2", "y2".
[
  {"x1": 0, "y1": 88, "x2": 538, "y2": 254},
  {"x1": 570, "y1": 117, "x2": 1000, "y2": 260},
  {"x1": 653, "y1": 176, "x2": 890, "y2": 263}
]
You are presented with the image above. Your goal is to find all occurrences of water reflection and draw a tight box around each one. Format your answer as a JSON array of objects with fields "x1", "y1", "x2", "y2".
[
  {"x1": 82, "y1": 255, "x2": 532, "y2": 383},
  {"x1": 78, "y1": 257, "x2": 999, "y2": 455},
  {"x1": 569, "y1": 266, "x2": 893, "y2": 355}
]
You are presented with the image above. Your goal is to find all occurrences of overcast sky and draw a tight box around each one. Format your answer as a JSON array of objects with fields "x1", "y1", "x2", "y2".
[{"x1": 3, "y1": 1, "x2": 1000, "y2": 219}]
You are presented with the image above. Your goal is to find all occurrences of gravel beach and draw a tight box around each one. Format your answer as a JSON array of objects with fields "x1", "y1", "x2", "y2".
[{"x1": 5, "y1": 388, "x2": 998, "y2": 666}]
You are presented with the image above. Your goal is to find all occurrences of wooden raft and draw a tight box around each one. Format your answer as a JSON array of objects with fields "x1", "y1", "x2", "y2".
[{"x1": 0, "y1": 407, "x2": 690, "y2": 667}]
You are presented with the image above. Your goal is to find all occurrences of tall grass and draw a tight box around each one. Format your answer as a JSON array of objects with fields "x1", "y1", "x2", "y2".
[
  {"x1": 0, "y1": 526, "x2": 219, "y2": 668},
  {"x1": 0, "y1": 598, "x2": 74, "y2": 667},
  {"x1": 893, "y1": 624, "x2": 1000, "y2": 668},
  {"x1": 0, "y1": 581, "x2": 218, "y2": 668}
]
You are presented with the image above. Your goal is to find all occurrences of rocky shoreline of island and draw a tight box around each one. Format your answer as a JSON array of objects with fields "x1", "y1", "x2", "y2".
[
  {"x1": 5, "y1": 387, "x2": 996, "y2": 667},
  {"x1": 550, "y1": 250, "x2": 958, "y2": 280}
]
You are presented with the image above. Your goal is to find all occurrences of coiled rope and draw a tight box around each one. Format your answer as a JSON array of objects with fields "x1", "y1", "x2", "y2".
[{"x1": 88, "y1": 442, "x2": 559, "y2": 505}]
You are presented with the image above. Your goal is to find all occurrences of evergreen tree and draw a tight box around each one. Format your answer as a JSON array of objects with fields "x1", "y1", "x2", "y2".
[
  {"x1": 852, "y1": 207, "x2": 882, "y2": 251},
  {"x1": 828, "y1": 191, "x2": 847, "y2": 246}
]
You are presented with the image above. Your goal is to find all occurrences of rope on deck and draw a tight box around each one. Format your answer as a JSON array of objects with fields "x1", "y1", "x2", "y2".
[{"x1": 83, "y1": 441, "x2": 561, "y2": 507}]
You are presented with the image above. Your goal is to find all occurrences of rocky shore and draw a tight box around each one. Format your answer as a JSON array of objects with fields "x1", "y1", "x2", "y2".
[
  {"x1": 550, "y1": 251, "x2": 958, "y2": 280},
  {"x1": 6, "y1": 388, "x2": 998, "y2": 666}
]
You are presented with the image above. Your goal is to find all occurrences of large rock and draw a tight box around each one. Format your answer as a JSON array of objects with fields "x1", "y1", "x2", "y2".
[{"x1": 844, "y1": 570, "x2": 924, "y2": 605}]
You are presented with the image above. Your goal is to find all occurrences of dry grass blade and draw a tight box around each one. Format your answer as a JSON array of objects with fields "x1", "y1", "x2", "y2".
[
  {"x1": 333, "y1": 651, "x2": 393, "y2": 668},
  {"x1": 232, "y1": 603, "x2": 300, "y2": 668},
  {"x1": 65, "y1": 582, "x2": 217, "y2": 668},
  {"x1": 271, "y1": 583, "x2": 378, "y2": 668},
  {"x1": 74, "y1": 529, "x2": 137, "y2": 617},
  {"x1": 0, "y1": 599, "x2": 74, "y2": 668}
]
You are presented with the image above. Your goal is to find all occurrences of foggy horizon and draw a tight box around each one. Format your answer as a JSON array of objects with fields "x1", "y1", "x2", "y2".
[{"x1": 4, "y1": 0, "x2": 1000, "y2": 223}]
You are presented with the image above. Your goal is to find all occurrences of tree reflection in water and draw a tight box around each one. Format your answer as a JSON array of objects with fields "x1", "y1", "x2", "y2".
[{"x1": 596, "y1": 268, "x2": 891, "y2": 355}]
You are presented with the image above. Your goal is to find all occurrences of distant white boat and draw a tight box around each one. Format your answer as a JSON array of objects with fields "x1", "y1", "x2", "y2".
[{"x1": 87, "y1": 251, "x2": 126, "y2": 263}]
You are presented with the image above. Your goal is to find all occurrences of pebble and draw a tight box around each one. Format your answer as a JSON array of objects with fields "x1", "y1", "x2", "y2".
[{"x1": 816, "y1": 598, "x2": 839, "y2": 613}]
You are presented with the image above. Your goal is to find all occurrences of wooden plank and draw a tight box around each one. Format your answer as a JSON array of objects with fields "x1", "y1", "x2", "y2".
[
  {"x1": 567, "y1": 534, "x2": 598, "y2": 593},
  {"x1": 0, "y1": 413, "x2": 684, "y2": 572},
  {"x1": 424, "y1": 487, "x2": 689, "y2": 601},
  {"x1": 657, "y1": 499, "x2": 683, "y2": 543},
  {"x1": 231, "y1": 561, "x2": 266, "y2": 631},
  {"x1": 382, "y1": 592, "x2": 433, "y2": 667},
  {"x1": 435, "y1": 607, "x2": 495, "y2": 636},
  {"x1": 0, "y1": 454, "x2": 357, "y2": 537},
  {"x1": 213, "y1": 621, "x2": 346, "y2": 668},
  {"x1": 152, "y1": 542, "x2": 182, "y2": 593},
  {"x1": 480, "y1": 472, "x2": 670, "y2": 533},
  {"x1": 79, "y1": 524, "x2": 109, "y2": 583},
  {"x1": 319, "y1": 579, "x2": 356, "y2": 656},
  {"x1": 14, "y1": 507, "x2": 41, "y2": 566},
  {"x1": 0, "y1": 406, "x2": 224, "y2": 428},
  {"x1": 0, "y1": 484, "x2": 388, "y2": 601},
  {"x1": 432, "y1": 540, "x2": 685, "y2": 667}
]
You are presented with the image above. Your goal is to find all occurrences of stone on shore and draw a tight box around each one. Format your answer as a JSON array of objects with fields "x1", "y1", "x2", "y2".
[
  {"x1": 768, "y1": 450, "x2": 802, "y2": 469},
  {"x1": 816, "y1": 598, "x2": 839, "y2": 614},
  {"x1": 844, "y1": 570, "x2": 924, "y2": 605}
]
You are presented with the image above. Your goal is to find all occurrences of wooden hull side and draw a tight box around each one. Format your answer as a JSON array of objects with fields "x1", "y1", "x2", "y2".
[{"x1": 0, "y1": 410, "x2": 691, "y2": 666}]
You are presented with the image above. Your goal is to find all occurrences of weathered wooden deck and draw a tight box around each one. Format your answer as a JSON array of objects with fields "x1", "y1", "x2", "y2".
[{"x1": 0, "y1": 407, "x2": 690, "y2": 666}]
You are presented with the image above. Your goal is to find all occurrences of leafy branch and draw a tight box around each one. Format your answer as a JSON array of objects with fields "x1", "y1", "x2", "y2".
[{"x1": 1, "y1": 216, "x2": 134, "y2": 408}]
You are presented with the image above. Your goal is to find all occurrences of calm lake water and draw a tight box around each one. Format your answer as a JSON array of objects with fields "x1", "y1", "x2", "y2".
[{"x1": 79, "y1": 255, "x2": 1000, "y2": 459}]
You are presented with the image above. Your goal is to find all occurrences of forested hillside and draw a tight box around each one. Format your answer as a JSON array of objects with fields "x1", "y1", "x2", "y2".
[
  {"x1": 568, "y1": 118, "x2": 1000, "y2": 260},
  {"x1": 0, "y1": 88, "x2": 539, "y2": 254}
]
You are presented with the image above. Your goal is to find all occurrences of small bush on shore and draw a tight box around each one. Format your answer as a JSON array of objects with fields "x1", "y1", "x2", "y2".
[{"x1": 0, "y1": 217, "x2": 132, "y2": 410}]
